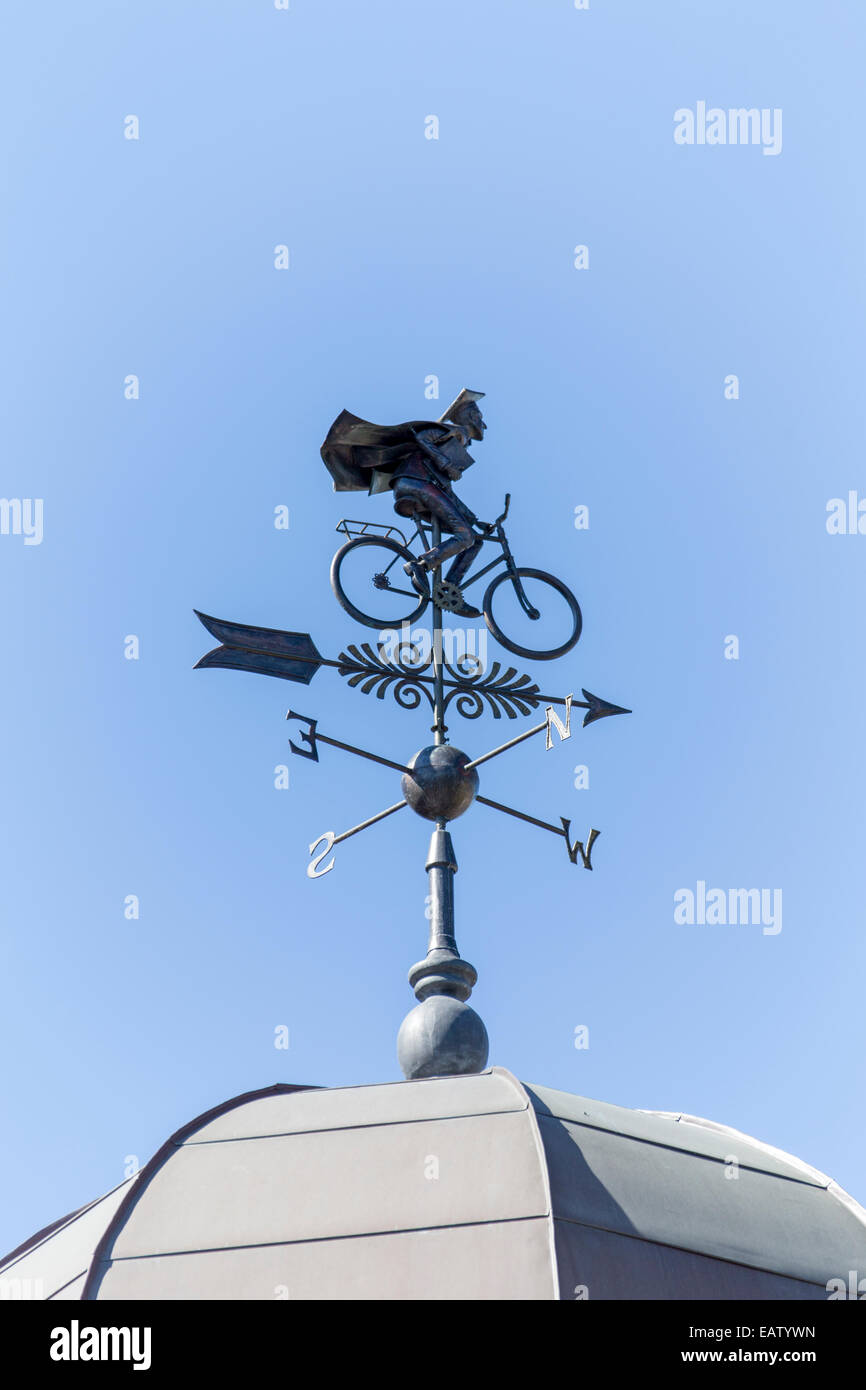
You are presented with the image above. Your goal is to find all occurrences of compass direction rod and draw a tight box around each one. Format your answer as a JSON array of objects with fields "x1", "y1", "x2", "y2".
[
  {"x1": 314, "y1": 730, "x2": 413, "y2": 776},
  {"x1": 463, "y1": 717, "x2": 547, "y2": 769},
  {"x1": 455, "y1": 691, "x2": 632, "y2": 748},
  {"x1": 475, "y1": 793, "x2": 563, "y2": 837},
  {"x1": 463, "y1": 686, "x2": 629, "y2": 770},
  {"x1": 286, "y1": 711, "x2": 413, "y2": 774},
  {"x1": 307, "y1": 801, "x2": 408, "y2": 878},
  {"x1": 475, "y1": 796, "x2": 599, "y2": 869},
  {"x1": 332, "y1": 799, "x2": 407, "y2": 846}
]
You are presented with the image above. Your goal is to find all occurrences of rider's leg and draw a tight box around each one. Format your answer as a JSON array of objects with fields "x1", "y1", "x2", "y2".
[
  {"x1": 413, "y1": 492, "x2": 482, "y2": 616},
  {"x1": 444, "y1": 534, "x2": 483, "y2": 586},
  {"x1": 392, "y1": 480, "x2": 468, "y2": 563},
  {"x1": 409, "y1": 487, "x2": 476, "y2": 571},
  {"x1": 392, "y1": 480, "x2": 482, "y2": 618}
]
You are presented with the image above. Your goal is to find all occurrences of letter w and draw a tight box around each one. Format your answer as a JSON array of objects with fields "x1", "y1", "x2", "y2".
[{"x1": 560, "y1": 820, "x2": 599, "y2": 869}]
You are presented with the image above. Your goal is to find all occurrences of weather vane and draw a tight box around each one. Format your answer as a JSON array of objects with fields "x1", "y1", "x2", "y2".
[{"x1": 194, "y1": 388, "x2": 630, "y2": 1079}]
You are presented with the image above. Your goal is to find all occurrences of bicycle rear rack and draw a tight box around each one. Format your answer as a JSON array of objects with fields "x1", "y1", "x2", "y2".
[{"x1": 336, "y1": 518, "x2": 408, "y2": 546}]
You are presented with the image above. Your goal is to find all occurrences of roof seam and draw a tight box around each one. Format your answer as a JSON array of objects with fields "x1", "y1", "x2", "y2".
[
  {"x1": 551, "y1": 1213, "x2": 836, "y2": 1291},
  {"x1": 535, "y1": 1113, "x2": 828, "y2": 1189},
  {"x1": 80, "y1": 1082, "x2": 319, "y2": 1300},
  {"x1": 95, "y1": 1213, "x2": 553, "y2": 1262},
  {"x1": 0, "y1": 1178, "x2": 135, "y2": 1272},
  {"x1": 511, "y1": 1074, "x2": 559, "y2": 1300},
  {"x1": 46, "y1": 1268, "x2": 88, "y2": 1301},
  {"x1": 180, "y1": 1103, "x2": 530, "y2": 1145}
]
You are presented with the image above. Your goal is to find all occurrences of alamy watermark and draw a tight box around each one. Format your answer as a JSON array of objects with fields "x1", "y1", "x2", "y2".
[
  {"x1": 827, "y1": 1271, "x2": 866, "y2": 1300},
  {"x1": 826, "y1": 492, "x2": 866, "y2": 535},
  {"x1": 379, "y1": 621, "x2": 487, "y2": 673},
  {"x1": 0, "y1": 498, "x2": 42, "y2": 545},
  {"x1": 674, "y1": 103, "x2": 782, "y2": 156},
  {"x1": 674, "y1": 880, "x2": 782, "y2": 936},
  {"x1": 0, "y1": 1277, "x2": 45, "y2": 1299},
  {"x1": 50, "y1": 1323, "x2": 151, "y2": 1370}
]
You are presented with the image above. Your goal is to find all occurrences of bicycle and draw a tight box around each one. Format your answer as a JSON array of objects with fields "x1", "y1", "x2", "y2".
[{"x1": 330, "y1": 494, "x2": 582, "y2": 661}]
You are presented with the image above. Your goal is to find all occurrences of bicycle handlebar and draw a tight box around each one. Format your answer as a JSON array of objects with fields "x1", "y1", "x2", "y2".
[{"x1": 478, "y1": 493, "x2": 511, "y2": 535}]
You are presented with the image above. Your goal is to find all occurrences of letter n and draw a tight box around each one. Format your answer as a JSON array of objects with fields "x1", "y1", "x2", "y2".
[{"x1": 545, "y1": 694, "x2": 573, "y2": 750}]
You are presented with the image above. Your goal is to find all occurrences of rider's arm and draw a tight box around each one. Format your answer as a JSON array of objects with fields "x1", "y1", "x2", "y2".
[{"x1": 413, "y1": 426, "x2": 472, "y2": 482}]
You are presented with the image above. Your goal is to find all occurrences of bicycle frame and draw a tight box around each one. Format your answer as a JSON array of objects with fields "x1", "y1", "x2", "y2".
[
  {"x1": 337, "y1": 510, "x2": 541, "y2": 621},
  {"x1": 411, "y1": 518, "x2": 541, "y2": 622}
]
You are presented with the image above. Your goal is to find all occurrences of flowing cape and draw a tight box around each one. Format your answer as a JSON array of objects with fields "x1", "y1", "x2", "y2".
[{"x1": 320, "y1": 410, "x2": 448, "y2": 492}]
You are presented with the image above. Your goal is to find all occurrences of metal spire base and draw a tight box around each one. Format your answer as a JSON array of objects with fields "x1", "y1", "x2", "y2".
[{"x1": 397, "y1": 824, "x2": 489, "y2": 1080}]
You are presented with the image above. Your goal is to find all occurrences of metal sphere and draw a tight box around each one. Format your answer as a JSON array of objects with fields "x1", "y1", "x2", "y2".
[
  {"x1": 397, "y1": 995, "x2": 489, "y2": 1079},
  {"x1": 401, "y1": 744, "x2": 479, "y2": 822}
]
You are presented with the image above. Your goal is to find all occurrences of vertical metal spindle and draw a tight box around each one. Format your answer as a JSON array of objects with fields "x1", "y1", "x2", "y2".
[{"x1": 429, "y1": 517, "x2": 447, "y2": 745}]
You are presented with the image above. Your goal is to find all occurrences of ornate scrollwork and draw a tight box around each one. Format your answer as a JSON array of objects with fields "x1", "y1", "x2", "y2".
[
  {"x1": 442, "y1": 659, "x2": 542, "y2": 720},
  {"x1": 337, "y1": 643, "x2": 434, "y2": 711},
  {"x1": 335, "y1": 643, "x2": 547, "y2": 721}
]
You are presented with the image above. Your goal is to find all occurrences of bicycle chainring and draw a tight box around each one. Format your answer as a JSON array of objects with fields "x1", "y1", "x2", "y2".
[{"x1": 433, "y1": 579, "x2": 464, "y2": 610}]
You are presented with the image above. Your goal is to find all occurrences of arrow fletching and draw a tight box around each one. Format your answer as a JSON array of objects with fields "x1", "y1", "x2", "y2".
[{"x1": 194, "y1": 611, "x2": 324, "y2": 685}]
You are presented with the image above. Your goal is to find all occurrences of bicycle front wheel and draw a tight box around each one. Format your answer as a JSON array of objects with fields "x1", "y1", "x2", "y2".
[
  {"x1": 331, "y1": 535, "x2": 429, "y2": 630},
  {"x1": 483, "y1": 567, "x2": 582, "y2": 660}
]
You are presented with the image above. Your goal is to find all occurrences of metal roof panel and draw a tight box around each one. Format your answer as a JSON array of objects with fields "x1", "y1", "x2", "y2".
[
  {"x1": 188, "y1": 1068, "x2": 525, "y2": 1143},
  {"x1": 524, "y1": 1082, "x2": 824, "y2": 1184},
  {"x1": 538, "y1": 1112, "x2": 866, "y2": 1285},
  {"x1": 96, "y1": 1217, "x2": 556, "y2": 1300},
  {"x1": 109, "y1": 1108, "x2": 547, "y2": 1258}
]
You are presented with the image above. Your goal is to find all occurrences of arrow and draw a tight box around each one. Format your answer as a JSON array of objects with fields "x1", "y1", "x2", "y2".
[{"x1": 193, "y1": 612, "x2": 631, "y2": 727}]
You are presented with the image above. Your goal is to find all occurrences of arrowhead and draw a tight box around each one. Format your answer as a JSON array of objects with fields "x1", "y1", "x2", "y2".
[{"x1": 580, "y1": 688, "x2": 632, "y2": 727}]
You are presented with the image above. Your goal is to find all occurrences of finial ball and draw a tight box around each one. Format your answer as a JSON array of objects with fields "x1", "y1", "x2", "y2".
[
  {"x1": 401, "y1": 745, "x2": 478, "y2": 822},
  {"x1": 398, "y1": 995, "x2": 489, "y2": 1079}
]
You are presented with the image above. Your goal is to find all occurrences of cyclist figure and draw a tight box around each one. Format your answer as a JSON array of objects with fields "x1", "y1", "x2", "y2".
[{"x1": 320, "y1": 389, "x2": 490, "y2": 619}]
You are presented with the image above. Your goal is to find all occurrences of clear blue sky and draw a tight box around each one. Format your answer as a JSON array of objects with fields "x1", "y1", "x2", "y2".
[{"x1": 2, "y1": 0, "x2": 865, "y2": 1257}]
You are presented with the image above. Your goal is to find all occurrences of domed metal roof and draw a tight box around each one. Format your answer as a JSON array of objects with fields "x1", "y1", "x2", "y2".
[{"x1": 3, "y1": 1068, "x2": 865, "y2": 1301}]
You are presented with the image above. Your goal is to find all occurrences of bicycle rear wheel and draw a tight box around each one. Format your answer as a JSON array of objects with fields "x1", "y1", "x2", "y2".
[
  {"x1": 483, "y1": 567, "x2": 582, "y2": 660},
  {"x1": 331, "y1": 535, "x2": 429, "y2": 630}
]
